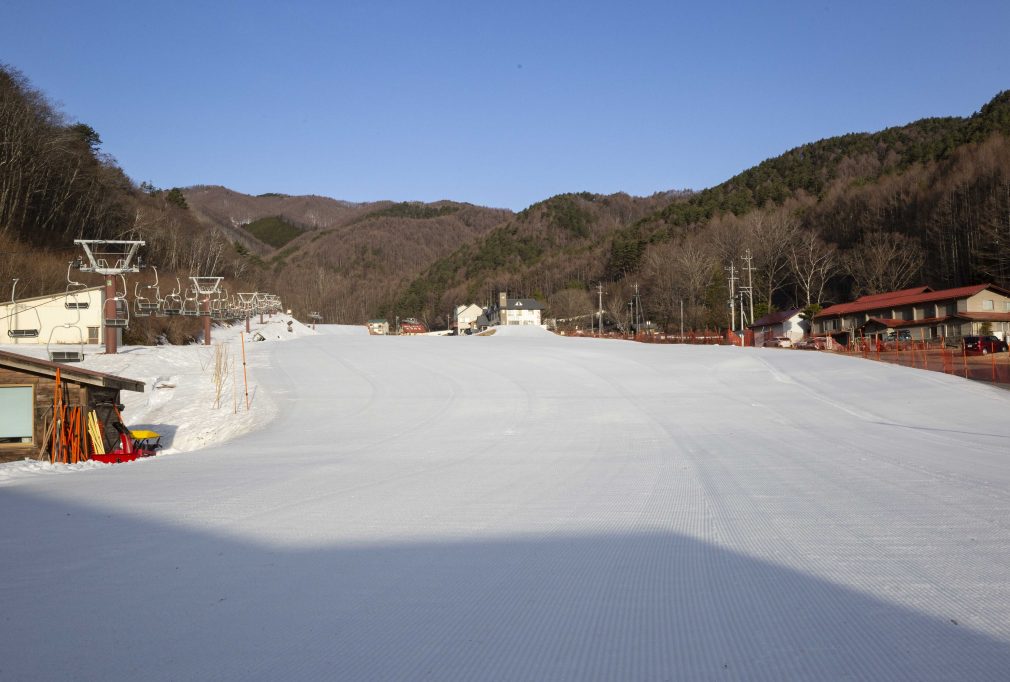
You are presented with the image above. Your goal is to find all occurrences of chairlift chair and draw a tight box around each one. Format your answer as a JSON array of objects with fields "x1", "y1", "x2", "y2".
[
  {"x1": 180, "y1": 287, "x2": 200, "y2": 316},
  {"x1": 133, "y1": 266, "x2": 161, "y2": 317},
  {"x1": 104, "y1": 275, "x2": 130, "y2": 328},
  {"x1": 162, "y1": 278, "x2": 184, "y2": 315},
  {"x1": 7, "y1": 279, "x2": 41, "y2": 339},
  {"x1": 63, "y1": 262, "x2": 90, "y2": 310},
  {"x1": 48, "y1": 288, "x2": 85, "y2": 362}
]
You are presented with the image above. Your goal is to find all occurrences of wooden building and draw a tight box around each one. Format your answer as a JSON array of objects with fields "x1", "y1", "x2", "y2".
[
  {"x1": 0, "y1": 350, "x2": 145, "y2": 463},
  {"x1": 813, "y1": 284, "x2": 1010, "y2": 344}
]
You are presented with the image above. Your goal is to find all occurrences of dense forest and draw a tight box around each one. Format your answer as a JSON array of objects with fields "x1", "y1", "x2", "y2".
[
  {"x1": 393, "y1": 92, "x2": 1010, "y2": 330},
  {"x1": 3, "y1": 61, "x2": 1009, "y2": 336}
]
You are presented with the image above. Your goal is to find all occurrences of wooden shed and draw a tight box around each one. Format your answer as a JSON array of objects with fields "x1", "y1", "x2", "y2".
[{"x1": 0, "y1": 349, "x2": 145, "y2": 463}]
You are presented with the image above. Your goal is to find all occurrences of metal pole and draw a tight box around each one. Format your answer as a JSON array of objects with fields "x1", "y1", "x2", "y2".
[
  {"x1": 104, "y1": 277, "x2": 117, "y2": 354},
  {"x1": 203, "y1": 296, "x2": 211, "y2": 345}
]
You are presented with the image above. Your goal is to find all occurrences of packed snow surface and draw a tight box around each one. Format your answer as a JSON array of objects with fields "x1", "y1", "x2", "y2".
[{"x1": 2, "y1": 324, "x2": 1010, "y2": 680}]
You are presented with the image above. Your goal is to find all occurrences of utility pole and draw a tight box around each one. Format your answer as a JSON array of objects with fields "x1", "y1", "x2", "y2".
[
  {"x1": 633, "y1": 283, "x2": 642, "y2": 333},
  {"x1": 680, "y1": 299, "x2": 684, "y2": 339},
  {"x1": 597, "y1": 282, "x2": 604, "y2": 338},
  {"x1": 725, "y1": 262, "x2": 738, "y2": 332},
  {"x1": 741, "y1": 249, "x2": 755, "y2": 325}
]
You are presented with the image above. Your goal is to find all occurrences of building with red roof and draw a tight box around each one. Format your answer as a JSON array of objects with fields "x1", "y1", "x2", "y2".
[{"x1": 812, "y1": 284, "x2": 1010, "y2": 344}]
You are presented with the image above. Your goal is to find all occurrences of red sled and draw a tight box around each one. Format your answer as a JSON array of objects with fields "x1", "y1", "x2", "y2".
[{"x1": 92, "y1": 422, "x2": 162, "y2": 464}]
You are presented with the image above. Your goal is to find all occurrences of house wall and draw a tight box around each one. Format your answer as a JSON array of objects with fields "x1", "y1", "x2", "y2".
[
  {"x1": 455, "y1": 305, "x2": 482, "y2": 330},
  {"x1": 966, "y1": 290, "x2": 1010, "y2": 313},
  {"x1": 502, "y1": 308, "x2": 541, "y2": 326},
  {"x1": 1, "y1": 288, "x2": 104, "y2": 346}
]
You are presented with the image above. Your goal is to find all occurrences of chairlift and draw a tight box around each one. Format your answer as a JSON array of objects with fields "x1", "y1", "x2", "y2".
[
  {"x1": 163, "y1": 278, "x2": 184, "y2": 315},
  {"x1": 64, "y1": 262, "x2": 90, "y2": 310},
  {"x1": 180, "y1": 287, "x2": 201, "y2": 316},
  {"x1": 105, "y1": 275, "x2": 130, "y2": 328},
  {"x1": 48, "y1": 287, "x2": 85, "y2": 363},
  {"x1": 7, "y1": 279, "x2": 41, "y2": 339},
  {"x1": 133, "y1": 266, "x2": 161, "y2": 317},
  {"x1": 210, "y1": 288, "x2": 228, "y2": 320}
]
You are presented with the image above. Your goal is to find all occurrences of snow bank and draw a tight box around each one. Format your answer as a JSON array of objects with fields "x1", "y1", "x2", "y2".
[{"x1": 0, "y1": 314, "x2": 324, "y2": 483}]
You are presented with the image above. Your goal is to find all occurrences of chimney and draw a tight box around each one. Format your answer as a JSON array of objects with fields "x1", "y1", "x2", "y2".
[{"x1": 499, "y1": 291, "x2": 508, "y2": 325}]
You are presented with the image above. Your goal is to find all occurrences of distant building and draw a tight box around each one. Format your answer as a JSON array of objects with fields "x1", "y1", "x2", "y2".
[
  {"x1": 398, "y1": 319, "x2": 428, "y2": 335},
  {"x1": 490, "y1": 292, "x2": 544, "y2": 326},
  {"x1": 749, "y1": 308, "x2": 807, "y2": 346},
  {"x1": 367, "y1": 319, "x2": 389, "y2": 335},
  {"x1": 1, "y1": 286, "x2": 108, "y2": 352},
  {"x1": 813, "y1": 284, "x2": 1010, "y2": 344},
  {"x1": 453, "y1": 304, "x2": 483, "y2": 333}
]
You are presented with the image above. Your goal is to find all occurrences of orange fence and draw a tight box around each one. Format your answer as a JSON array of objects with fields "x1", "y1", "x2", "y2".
[
  {"x1": 560, "y1": 329, "x2": 1010, "y2": 386},
  {"x1": 565, "y1": 329, "x2": 733, "y2": 344},
  {"x1": 837, "y1": 338, "x2": 1010, "y2": 386}
]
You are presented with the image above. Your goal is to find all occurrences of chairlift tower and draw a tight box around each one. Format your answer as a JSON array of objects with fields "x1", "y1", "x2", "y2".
[
  {"x1": 190, "y1": 276, "x2": 223, "y2": 345},
  {"x1": 74, "y1": 239, "x2": 144, "y2": 354},
  {"x1": 237, "y1": 292, "x2": 259, "y2": 333}
]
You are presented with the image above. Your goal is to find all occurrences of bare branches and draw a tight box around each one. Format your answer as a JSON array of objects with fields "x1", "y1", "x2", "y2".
[{"x1": 845, "y1": 231, "x2": 924, "y2": 296}]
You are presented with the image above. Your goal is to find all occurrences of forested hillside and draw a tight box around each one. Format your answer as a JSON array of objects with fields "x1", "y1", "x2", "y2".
[
  {"x1": 3, "y1": 60, "x2": 1009, "y2": 335},
  {"x1": 185, "y1": 187, "x2": 512, "y2": 323},
  {"x1": 398, "y1": 92, "x2": 1010, "y2": 330}
]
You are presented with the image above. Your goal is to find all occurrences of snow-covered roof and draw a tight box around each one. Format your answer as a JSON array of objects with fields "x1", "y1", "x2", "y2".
[{"x1": 0, "y1": 348, "x2": 144, "y2": 392}]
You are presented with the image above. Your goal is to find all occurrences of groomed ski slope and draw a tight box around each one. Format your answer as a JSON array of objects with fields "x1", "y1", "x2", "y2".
[{"x1": 3, "y1": 325, "x2": 1010, "y2": 680}]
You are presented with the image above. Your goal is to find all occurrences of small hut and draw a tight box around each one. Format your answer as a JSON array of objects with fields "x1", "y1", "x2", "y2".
[{"x1": 0, "y1": 349, "x2": 145, "y2": 463}]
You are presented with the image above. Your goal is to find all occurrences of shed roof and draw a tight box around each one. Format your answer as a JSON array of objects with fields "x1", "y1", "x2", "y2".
[
  {"x1": 0, "y1": 349, "x2": 144, "y2": 392},
  {"x1": 749, "y1": 308, "x2": 802, "y2": 329},
  {"x1": 816, "y1": 284, "x2": 1010, "y2": 318}
]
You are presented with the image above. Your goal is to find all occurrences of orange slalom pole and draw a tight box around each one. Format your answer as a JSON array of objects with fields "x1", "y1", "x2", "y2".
[{"x1": 241, "y1": 333, "x2": 250, "y2": 411}]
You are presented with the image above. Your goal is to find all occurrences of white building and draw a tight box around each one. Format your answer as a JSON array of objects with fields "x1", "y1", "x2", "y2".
[
  {"x1": 454, "y1": 304, "x2": 483, "y2": 332},
  {"x1": 1, "y1": 286, "x2": 107, "y2": 351},
  {"x1": 492, "y1": 292, "x2": 544, "y2": 326},
  {"x1": 748, "y1": 308, "x2": 807, "y2": 346}
]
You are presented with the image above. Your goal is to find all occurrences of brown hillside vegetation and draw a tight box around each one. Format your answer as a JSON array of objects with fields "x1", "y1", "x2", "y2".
[
  {"x1": 185, "y1": 186, "x2": 513, "y2": 323},
  {"x1": 4, "y1": 60, "x2": 1010, "y2": 335}
]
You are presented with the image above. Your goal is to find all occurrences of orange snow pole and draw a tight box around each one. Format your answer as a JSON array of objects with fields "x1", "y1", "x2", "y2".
[{"x1": 241, "y1": 333, "x2": 250, "y2": 411}]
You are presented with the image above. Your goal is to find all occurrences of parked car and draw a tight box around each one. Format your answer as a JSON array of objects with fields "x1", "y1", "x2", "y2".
[
  {"x1": 794, "y1": 337, "x2": 827, "y2": 350},
  {"x1": 884, "y1": 330, "x2": 912, "y2": 342},
  {"x1": 762, "y1": 336, "x2": 792, "y2": 348},
  {"x1": 963, "y1": 335, "x2": 1009, "y2": 354}
]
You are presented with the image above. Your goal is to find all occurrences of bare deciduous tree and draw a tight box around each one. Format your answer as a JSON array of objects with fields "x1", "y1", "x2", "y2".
[
  {"x1": 846, "y1": 230, "x2": 925, "y2": 296},
  {"x1": 788, "y1": 230, "x2": 839, "y2": 307}
]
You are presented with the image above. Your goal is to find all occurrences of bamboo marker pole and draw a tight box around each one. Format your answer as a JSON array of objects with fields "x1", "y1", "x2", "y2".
[
  {"x1": 233, "y1": 356, "x2": 238, "y2": 415},
  {"x1": 241, "y1": 332, "x2": 250, "y2": 411}
]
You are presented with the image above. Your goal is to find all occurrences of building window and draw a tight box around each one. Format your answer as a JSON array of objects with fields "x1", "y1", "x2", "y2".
[
  {"x1": 0, "y1": 385, "x2": 34, "y2": 445},
  {"x1": 87, "y1": 326, "x2": 100, "y2": 344},
  {"x1": 982, "y1": 299, "x2": 994, "y2": 311}
]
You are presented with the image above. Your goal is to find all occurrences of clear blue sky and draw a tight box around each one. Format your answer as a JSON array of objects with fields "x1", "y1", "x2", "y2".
[{"x1": 3, "y1": 1, "x2": 1008, "y2": 210}]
